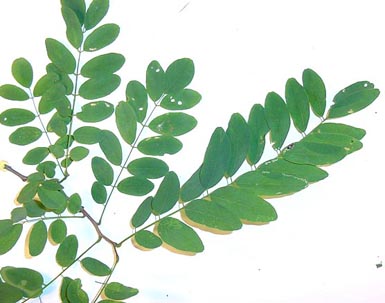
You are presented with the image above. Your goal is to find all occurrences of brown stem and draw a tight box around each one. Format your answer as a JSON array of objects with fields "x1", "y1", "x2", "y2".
[
  {"x1": 4, "y1": 164, "x2": 27, "y2": 182},
  {"x1": 80, "y1": 207, "x2": 118, "y2": 246}
]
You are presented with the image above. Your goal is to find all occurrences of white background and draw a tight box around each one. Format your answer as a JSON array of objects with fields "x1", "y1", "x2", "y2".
[{"x1": 1, "y1": 0, "x2": 385, "y2": 302}]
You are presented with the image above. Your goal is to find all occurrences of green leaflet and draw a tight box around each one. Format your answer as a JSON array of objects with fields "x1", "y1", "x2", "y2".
[
  {"x1": 327, "y1": 81, "x2": 380, "y2": 118},
  {"x1": 234, "y1": 168, "x2": 308, "y2": 198},
  {"x1": 151, "y1": 172, "x2": 180, "y2": 215},
  {"x1": 146, "y1": 60, "x2": 166, "y2": 101},
  {"x1": 23, "y1": 147, "x2": 49, "y2": 165},
  {"x1": 165, "y1": 58, "x2": 194, "y2": 94},
  {"x1": 148, "y1": 112, "x2": 197, "y2": 136},
  {"x1": 258, "y1": 158, "x2": 328, "y2": 183},
  {"x1": 225, "y1": 113, "x2": 250, "y2": 177},
  {"x1": 247, "y1": 104, "x2": 269, "y2": 166},
  {"x1": 155, "y1": 217, "x2": 204, "y2": 255},
  {"x1": 56, "y1": 235, "x2": 78, "y2": 267},
  {"x1": 12, "y1": 58, "x2": 33, "y2": 88},
  {"x1": 0, "y1": 108, "x2": 35, "y2": 126},
  {"x1": 11, "y1": 207, "x2": 27, "y2": 223},
  {"x1": 0, "y1": 282, "x2": 23, "y2": 303},
  {"x1": 73, "y1": 126, "x2": 102, "y2": 144},
  {"x1": 199, "y1": 127, "x2": 231, "y2": 189},
  {"x1": 48, "y1": 219, "x2": 67, "y2": 244},
  {"x1": 17, "y1": 182, "x2": 39, "y2": 204},
  {"x1": 84, "y1": 0, "x2": 109, "y2": 30},
  {"x1": 9, "y1": 126, "x2": 42, "y2": 146},
  {"x1": 264, "y1": 91, "x2": 290, "y2": 150},
  {"x1": 27, "y1": 221, "x2": 47, "y2": 257},
  {"x1": 92, "y1": 156, "x2": 114, "y2": 186},
  {"x1": 0, "y1": 266, "x2": 43, "y2": 298},
  {"x1": 115, "y1": 101, "x2": 137, "y2": 145},
  {"x1": 81, "y1": 53, "x2": 125, "y2": 77},
  {"x1": 133, "y1": 230, "x2": 162, "y2": 250},
  {"x1": 69, "y1": 146, "x2": 89, "y2": 161},
  {"x1": 47, "y1": 113, "x2": 69, "y2": 137},
  {"x1": 67, "y1": 193, "x2": 82, "y2": 214},
  {"x1": 45, "y1": 38, "x2": 76, "y2": 74},
  {"x1": 127, "y1": 157, "x2": 169, "y2": 179},
  {"x1": 99, "y1": 129, "x2": 123, "y2": 165},
  {"x1": 285, "y1": 78, "x2": 310, "y2": 133},
  {"x1": 60, "y1": 276, "x2": 73, "y2": 303},
  {"x1": 104, "y1": 282, "x2": 139, "y2": 300},
  {"x1": 46, "y1": 63, "x2": 74, "y2": 95},
  {"x1": 33, "y1": 73, "x2": 60, "y2": 97},
  {"x1": 179, "y1": 166, "x2": 206, "y2": 202},
  {"x1": 83, "y1": 23, "x2": 120, "y2": 52},
  {"x1": 61, "y1": 0, "x2": 86, "y2": 24},
  {"x1": 160, "y1": 89, "x2": 201, "y2": 110},
  {"x1": 117, "y1": 177, "x2": 154, "y2": 196},
  {"x1": 182, "y1": 199, "x2": 242, "y2": 234},
  {"x1": 0, "y1": 220, "x2": 23, "y2": 255},
  {"x1": 79, "y1": 74, "x2": 121, "y2": 99},
  {"x1": 37, "y1": 187, "x2": 67, "y2": 211},
  {"x1": 283, "y1": 122, "x2": 365, "y2": 165},
  {"x1": 210, "y1": 186, "x2": 277, "y2": 224},
  {"x1": 131, "y1": 196, "x2": 153, "y2": 228},
  {"x1": 125, "y1": 80, "x2": 148, "y2": 123},
  {"x1": 137, "y1": 136, "x2": 182, "y2": 156},
  {"x1": 302, "y1": 68, "x2": 326, "y2": 117},
  {"x1": 77, "y1": 101, "x2": 114, "y2": 122},
  {"x1": 0, "y1": 84, "x2": 29, "y2": 101},
  {"x1": 91, "y1": 181, "x2": 107, "y2": 204},
  {"x1": 81, "y1": 257, "x2": 111, "y2": 276},
  {"x1": 38, "y1": 83, "x2": 68, "y2": 115},
  {"x1": 66, "y1": 279, "x2": 89, "y2": 303},
  {"x1": 61, "y1": 6, "x2": 83, "y2": 48},
  {"x1": 49, "y1": 143, "x2": 65, "y2": 159}
]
